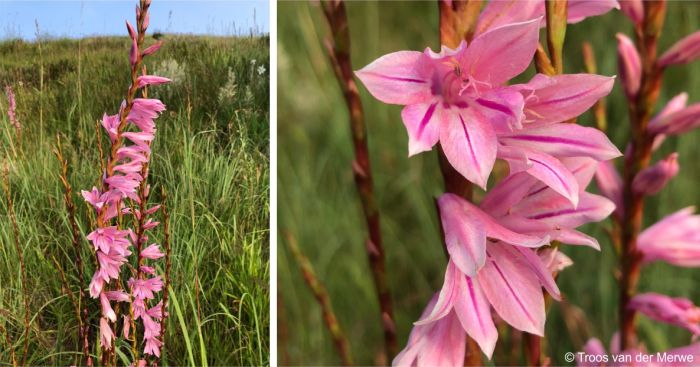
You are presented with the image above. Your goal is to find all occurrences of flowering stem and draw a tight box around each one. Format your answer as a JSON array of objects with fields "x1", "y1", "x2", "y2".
[
  {"x1": 54, "y1": 136, "x2": 93, "y2": 366},
  {"x1": 319, "y1": 0, "x2": 397, "y2": 360},
  {"x1": 437, "y1": 1, "x2": 482, "y2": 365},
  {"x1": 582, "y1": 42, "x2": 608, "y2": 132},
  {"x1": 284, "y1": 231, "x2": 354, "y2": 366},
  {"x1": 618, "y1": 0, "x2": 666, "y2": 350}
]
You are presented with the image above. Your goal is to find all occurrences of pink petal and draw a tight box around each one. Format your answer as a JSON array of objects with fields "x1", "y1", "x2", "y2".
[
  {"x1": 355, "y1": 51, "x2": 432, "y2": 105},
  {"x1": 632, "y1": 152, "x2": 679, "y2": 195},
  {"x1": 517, "y1": 191, "x2": 616, "y2": 228},
  {"x1": 555, "y1": 228, "x2": 601, "y2": 250},
  {"x1": 499, "y1": 124, "x2": 621, "y2": 161},
  {"x1": 513, "y1": 246, "x2": 561, "y2": 300},
  {"x1": 415, "y1": 260, "x2": 461, "y2": 323},
  {"x1": 659, "y1": 30, "x2": 700, "y2": 67},
  {"x1": 400, "y1": 102, "x2": 441, "y2": 156},
  {"x1": 438, "y1": 197, "x2": 487, "y2": 277},
  {"x1": 439, "y1": 108, "x2": 497, "y2": 189},
  {"x1": 478, "y1": 243, "x2": 546, "y2": 335},
  {"x1": 453, "y1": 277, "x2": 498, "y2": 359},
  {"x1": 480, "y1": 171, "x2": 537, "y2": 217},
  {"x1": 415, "y1": 312, "x2": 466, "y2": 367},
  {"x1": 567, "y1": 0, "x2": 620, "y2": 24},
  {"x1": 595, "y1": 159, "x2": 623, "y2": 218},
  {"x1": 519, "y1": 73, "x2": 615, "y2": 125},
  {"x1": 463, "y1": 18, "x2": 540, "y2": 87},
  {"x1": 137, "y1": 75, "x2": 171, "y2": 88},
  {"x1": 474, "y1": 1, "x2": 542, "y2": 36},
  {"x1": 500, "y1": 146, "x2": 580, "y2": 207},
  {"x1": 648, "y1": 102, "x2": 700, "y2": 136},
  {"x1": 475, "y1": 87, "x2": 525, "y2": 132}
]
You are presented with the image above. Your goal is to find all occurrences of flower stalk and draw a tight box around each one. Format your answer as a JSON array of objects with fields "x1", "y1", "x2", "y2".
[
  {"x1": 319, "y1": 0, "x2": 397, "y2": 360},
  {"x1": 618, "y1": 0, "x2": 666, "y2": 350}
]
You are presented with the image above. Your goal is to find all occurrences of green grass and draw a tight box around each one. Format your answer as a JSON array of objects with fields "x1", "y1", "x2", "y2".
[
  {"x1": 0, "y1": 34, "x2": 269, "y2": 365},
  {"x1": 278, "y1": 1, "x2": 700, "y2": 365}
]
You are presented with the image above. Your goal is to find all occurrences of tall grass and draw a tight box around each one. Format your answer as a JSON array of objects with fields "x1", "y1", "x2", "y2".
[
  {"x1": 0, "y1": 34, "x2": 269, "y2": 365},
  {"x1": 278, "y1": 1, "x2": 700, "y2": 365}
]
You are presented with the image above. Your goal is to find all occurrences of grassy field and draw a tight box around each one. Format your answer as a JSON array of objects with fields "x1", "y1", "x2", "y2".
[
  {"x1": 278, "y1": 2, "x2": 700, "y2": 365},
  {"x1": 0, "y1": 34, "x2": 269, "y2": 365}
]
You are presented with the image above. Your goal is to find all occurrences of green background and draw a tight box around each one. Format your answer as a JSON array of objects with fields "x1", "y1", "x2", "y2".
[{"x1": 278, "y1": 2, "x2": 700, "y2": 365}]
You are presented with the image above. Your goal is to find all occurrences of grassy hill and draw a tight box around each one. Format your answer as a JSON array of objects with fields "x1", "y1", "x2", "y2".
[{"x1": 0, "y1": 34, "x2": 269, "y2": 365}]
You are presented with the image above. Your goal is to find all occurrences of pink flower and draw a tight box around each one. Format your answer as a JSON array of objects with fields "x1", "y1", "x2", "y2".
[
  {"x1": 100, "y1": 317, "x2": 114, "y2": 349},
  {"x1": 123, "y1": 315, "x2": 131, "y2": 338},
  {"x1": 81, "y1": 187, "x2": 118, "y2": 211},
  {"x1": 136, "y1": 75, "x2": 171, "y2": 88},
  {"x1": 105, "y1": 173, "x2": 143, "y2": 201},
  {"x1": 648, "y1": 98, "x2": 700, "y2": 136},
  {"x1": 356, "y1": 20, "x2": 540, "y2": 188},
  {"x1": 578, "y1": 335, "x2": 700, "y2": 366},
  {"x1": 144, "y1": 335, "x2": 162, "y2": 357},
  {"x1": 100, "y1": 292, "x2": 117, "y2": 322},
  {"x1": 89, "y1": 273, "x2": 105, "y2": 298},
  {"x1": 141, "y1": 244, "x2": 164, "y2": 259},
  {"x1": 659, "y1": 30, "x2": 700, "y2": 67},
  {"x1": 617, "y1": 33, "x2": 641, "y2": 99},
  {"x1": 106, "y1": 290, "x2": 131, "y2": 302},
  {"x1": 356, "y1": 19, "x2": 616, "y2": 189},
  {"x1": 86, "y1": 226, "x2": 130, "y2": 254},
  {"x1": 392, "y1": 295, "x2": 466, "y2": 366},
  {"x1": 632, "y1": 152, "x2": 679, "y2": 195},
  {"x1": 539, "y1": 247, "x2": 574, "y2": 273},
  {"x1": 141, "y1": 41, "x2": 163, "y2": 57},
  {"x1": 638, "y1": 207, "x2": 700, "y2": 267},
  {"x1": 129, "y1": 276, "x2": 163, "y2": 300},
  {"x1": 5, "y1": 86, "x2": 19, "y2": 130},
  {"x1": 474, "y1": 0, "x2": 619, "y2": 35},
  {"x1": 629, "y1": 293, "x2": 700, "y2": 335}
]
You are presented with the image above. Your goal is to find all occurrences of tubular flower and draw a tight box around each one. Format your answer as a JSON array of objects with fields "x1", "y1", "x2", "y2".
[
  {"x1": 638, "y1": 207, "x2": 700, "y2": 267},
  {"x1": 632, "y1": 152, "x2": 679, "y2": 196},
  {"x1": 629, "y1": 293, "x2": 700, "y2": 335},
  {"x1": 356, "y1": 19, "x2": 617, "y2": 192}
]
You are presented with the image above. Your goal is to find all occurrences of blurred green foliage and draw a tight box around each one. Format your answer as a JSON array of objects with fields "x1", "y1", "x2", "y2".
[
  {"x1": 278, "y1": 2, "x2": 700, "y2": 365},
  {"x1": 0, "y1": 34, "x2": 269, "y2": 365}
]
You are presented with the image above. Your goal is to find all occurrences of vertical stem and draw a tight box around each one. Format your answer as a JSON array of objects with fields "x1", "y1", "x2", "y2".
[
  {"x1": 545, "y1": 0, "x2": 568, "y2": 74},
  {"x1": 319, "y1": 0, "x2": 397, "y2": 360},
  {"x1": 284, "y1": 232, "x2": 354, "y2": 366},
  {"x1": 437, "y1": 1, "x2": 482, "y2": 365},
  {"x1": 2, "y1": 168, "x2": 30, "y2": 367},
  {"x1": 582, "y1": 42, "x2": 607, "y2": 132},
  {"x1": 619, "y1": 0, "x2": 666, "y2": 350}
]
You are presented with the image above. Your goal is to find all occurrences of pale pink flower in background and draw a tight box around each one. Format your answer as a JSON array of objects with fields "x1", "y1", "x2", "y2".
[
  {"x1": 136, "y1": 75, "x2": 171, "y2": 88},
  {"x1": 100, "y1": 293, "x2": 117, "y2": 322},
  {"x1": 474, "y1": 0, "x2": 619, "y2": 35},
  {"x1": 617, "y1": 33, "x2": 641, "y2": 99},
  {"x1": 129, "y1": 276, "x2": 164, "y2": 300},
  {"x1": 647, "y1": 96, "x2": 700, "y2": 136},
  {"x1": 579, "y1": 334, "x2": 700, "y2": 367},
  {"x1": 595, "y1": 159, "x2": 624, "y2": 219},
  {"x1": 5, "y1": 86, "x2": 20, "y2": 130},
  {"x1": 658, "y1": 30, "x2": 700, "y2": 67},
  {"x1": 141, "y1": 244, "x2": 165, "y2": 259},
  {"x1": 632, "y1": 152, "x2": 679, "y2": 195},
  {"x1": 629, "y1": 293, "x2": 700, "y2": 335},
  {"x1": 638, "y1": 207, "x2": 700, "y2": 267}
]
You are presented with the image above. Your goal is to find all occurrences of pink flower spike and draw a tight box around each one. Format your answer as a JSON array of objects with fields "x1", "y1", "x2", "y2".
[
  {"x1": 632, "y1": 152, "x2": 679, "y2": 196},
  {"x1": 141, "y1": 41, "x2": 163, "y2": 57},
  {"x1": 136, "y1": 75, "x2": 171, "y2": 88},
  {"x1": 659, "y1": 30, "x2": 700, "y2": 67},
  {"x1": 619, "y1": 0, "x2": 643, "y2": 24},
  {"x1": 141, "y1": 244, "x2": 165, "y2": 259},
  {"x1": 5, "y1": 86, "x2": 19, "y2": 130},
  {"x1": 617, "y1": 33, "x2": 641, "y2": 99},
  {"x1": 99, "y1": 317, "x2": 114, "y2": 349},
  {"x1": 638, "y1": 207, "x2": 700, "y2": 267},
  {"x1": 129, "y1": 276, "x2": 163, "y2": 300},
  {"x1": 629, "y1": 293, "x2": 700, "y2": 335}
]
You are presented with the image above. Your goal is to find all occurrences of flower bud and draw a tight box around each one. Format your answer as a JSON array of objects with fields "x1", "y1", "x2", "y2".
[
  {"x1": 629, "y1": 293, "x2": 700, "y2": 335},
  {"x1": 632, "y1": 153, "x2": 679, "y2": 195},
  {"x1": 126, "y1": 20, "x2": 136, "y2": 40},
  {"x1": 617, "y1": 33, "x2": 641, "y2": 99},
  {"x1": 659, "y1": 30, "x2": 700, "y2": 67},
  {"x1": 129, "y1": 37, "x2": 139, "y2": 66},
  {"x1": 648, "y1": 103, "x2": 700, "y2": 136},
  {"x1": 619, "y1": 0, "x2": 643, "y2": 25}
]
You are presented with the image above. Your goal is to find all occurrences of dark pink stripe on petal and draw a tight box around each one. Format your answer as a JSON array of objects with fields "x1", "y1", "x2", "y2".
[
  {"x1": 476, "y1": 98, "x2": 515, "y2": 117},
  {"x1": 459, "y1": 113, "x2": 480, "y2": 172},
  {"x1": 529, "y1": 158, "x2": 570, "y2": 192},
  {"x1": 466, "y1": 278, "x2": 487, "y2": 335},
  {"x1": 505, "y1": 135, "x2": 598, "y2": 149},
  {"x1": 489, "y1": 255, "x2": 537, "y2": 326},
  {"x1": 360, "y1": 71, "x2": 427, "y2": 84},
  {"x1": 417, "y1": 103, "x2": 438, "y2": 139}
]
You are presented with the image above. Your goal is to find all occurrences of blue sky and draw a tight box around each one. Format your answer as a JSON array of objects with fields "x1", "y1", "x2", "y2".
[{"x1": 0, "y1": 1, "x2": 269, "y2": 40}]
